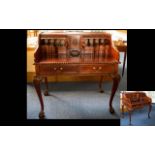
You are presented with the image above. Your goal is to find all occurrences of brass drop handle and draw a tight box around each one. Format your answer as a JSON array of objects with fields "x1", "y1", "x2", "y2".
[
  {"x1": 93, "y1": 67, "x2": 96, "y2": 70},
  {"x1": 60, "y1": 67, "x2": 64, "y2": 71},
  {"x1": 53, "y1": 67, "x2": 57, "y2": 71},
  {"x1": 98, "y1": 67, "x2": 102, "y2": 70}
]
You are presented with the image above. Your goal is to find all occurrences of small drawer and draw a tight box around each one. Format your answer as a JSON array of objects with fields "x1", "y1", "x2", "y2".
[
  {"x1": 56, "y1": 65, "x2": 79, "y2": 74},
  {"x1": 38, "y1": 64, "x2": 79, "y2": 75},
  {"x1": 79, "y1": 64, "x2": 115, "y2": 74},
  {"x1": 39, "y1": 65, "x2": 57, "y2": 75}
]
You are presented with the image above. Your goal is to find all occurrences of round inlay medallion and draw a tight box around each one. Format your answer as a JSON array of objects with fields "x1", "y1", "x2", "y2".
[{"x1": 70, "y1": 49, "x2": 81, "y2": 57}]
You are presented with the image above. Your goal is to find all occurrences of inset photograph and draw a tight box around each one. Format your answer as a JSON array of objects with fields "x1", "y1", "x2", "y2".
[{"x1": 121, "y1": 91, "x2": 155, "y2": 126}]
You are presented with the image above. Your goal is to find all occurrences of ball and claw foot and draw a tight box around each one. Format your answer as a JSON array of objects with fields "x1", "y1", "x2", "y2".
[
  {"x1": 44, "y1": 90, "x2": 49, "y2": 96},
  {"x1": 100, "y1": 90, "x2": 104, "y2": 93},
  {"x1": 39, "y1": 111, "x2": 45, "y2": 119},
  {"x1": 109, "y1": 107, "x2": 115, "y2": 114}
]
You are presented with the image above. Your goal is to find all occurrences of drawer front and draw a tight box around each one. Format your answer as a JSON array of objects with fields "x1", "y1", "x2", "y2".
[
  {"x1": 79, "y1": 64, "x2": 116, "y2": 74},
  {"x1": 39, "y1": 65, "x2": 55, "y2": 75},
  {"x1": 36, "y1": 64, "x2": 117, "y2": 76},
  {"x1": 38, "y1": 64, "x2": 79, "y2": 75}
]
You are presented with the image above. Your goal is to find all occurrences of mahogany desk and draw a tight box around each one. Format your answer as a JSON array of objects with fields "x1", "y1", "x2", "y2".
[{"x1": 33, "y1": 32, "x2": 121, "y2": 119}]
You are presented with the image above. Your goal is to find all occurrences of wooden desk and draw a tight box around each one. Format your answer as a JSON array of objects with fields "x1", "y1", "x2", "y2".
[
  {"x1": 115, "y1": 45, "x2": 127, "y2": 76},
  {"x1": 122, "y1": 92, "x2": 152, "y2": 125},
  {"x1": 33, "y1": 32, "x2": 121, "y2": 119}
]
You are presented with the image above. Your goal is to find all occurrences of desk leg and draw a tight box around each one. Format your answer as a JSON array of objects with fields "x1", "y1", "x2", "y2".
[
  {"x1": 99, "y1": 76, "x2": 104, "y2": 93},
  {"x1": 122, "y1": 104, "x2": 124, "y2": 118},
  {"x1": 109, "y1": 74, "x2": 121, "y2": 114},
  {"x1": 122, "y1": 51, "x2": 127, "y2": 77},
  {"x1": 148, "y1": 104, "x2": 152, "y2": 118},
  {"x1": 33, "y1": 76, "x2": 45, "y2": 119},
  {"x1": 129, "y1": 110, "x2": 132, "y2": 125},
  {"x1": 44, "y1": 77, "x2": 49, "y2": 96}
]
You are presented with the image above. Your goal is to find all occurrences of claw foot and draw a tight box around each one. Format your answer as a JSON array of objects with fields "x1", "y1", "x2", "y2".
[
  {"x1": 44, "y1": 90, "x2": 49, "y2": 96},
  {"x1": 100, "y1": 90, "x2": 104, "y2": 93},
  {"x1": 39, "y1": 111, "x2": 45, "y2": 119},
  {"x1": 109, "y1": 107, "x2": 115, "y2": 114}
]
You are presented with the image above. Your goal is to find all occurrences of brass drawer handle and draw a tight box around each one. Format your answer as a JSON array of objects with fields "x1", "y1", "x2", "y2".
[
  {"x1": 60, "y1": 67, "x2": 64, "y2": 71},
  {"x1": 93, "y1": 67, "x2": 96, "y2": 70},
  {"x1": 53, "y1": 67, "x2": 57, "y2": 71},
  {"x1": 98, "y1": 67, "x2": 102, "y2": 70}
]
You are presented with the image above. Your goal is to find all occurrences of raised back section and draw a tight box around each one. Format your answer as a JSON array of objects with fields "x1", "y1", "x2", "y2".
[
  {"x1": 34, "y1": 32, "x2": 118, "y2": 63},
  {"x1": 124, "y1": 92, "x2": 146, "y2": 98},
  {"x1": 80, "y1": 33, "x2": 112, "y2": 59},
  {"x1": 123, "y1": 92, "x2": 147, "y2": 102},
  {"x1": 39, "y1": 34, "x2": 68, "y2": 60}
]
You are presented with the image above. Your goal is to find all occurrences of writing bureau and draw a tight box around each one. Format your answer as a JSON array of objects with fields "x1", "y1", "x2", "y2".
[{"x1": 33, "y1": 32, "x2": 121, "y2": 119}]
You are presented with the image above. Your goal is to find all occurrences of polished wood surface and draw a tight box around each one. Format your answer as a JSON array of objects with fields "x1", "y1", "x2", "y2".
[{"x1": 33, "y1": 32, "x2": 120, "y2": 119}]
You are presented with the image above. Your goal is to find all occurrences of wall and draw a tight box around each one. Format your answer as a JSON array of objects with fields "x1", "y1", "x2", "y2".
[
  {"x1": 27, "y1": 48, "x2": 35, "y2": 72},
  {"x1": 146, "y1": 91, "x2": 155, "y2": 103}
]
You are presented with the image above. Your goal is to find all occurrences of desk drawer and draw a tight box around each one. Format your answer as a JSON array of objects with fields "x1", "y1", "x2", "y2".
[
  {"x1": 79, "y1": 64, "x2": 115, "y2": 74},
  {"x1": 38, "y1": 64, "x2": 79, "y2": 75},
  {"x1": 36, "y1": 64, "x2": 117, "y2": 76}
]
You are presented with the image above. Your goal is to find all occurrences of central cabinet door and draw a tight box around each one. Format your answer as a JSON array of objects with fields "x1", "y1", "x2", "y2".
[
  {"x1": 68, "y1": 35, "x2": 81, "y2": 49},
  {"x1": 68, "y1": 35, "x2": 81, "y2": 58}
]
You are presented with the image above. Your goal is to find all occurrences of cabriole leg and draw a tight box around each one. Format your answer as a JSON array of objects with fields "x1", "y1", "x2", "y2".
[
  {"x1": 99, "y1": 76, "x2": 104, "y2": 93},
  {"x1": 44, "y1": 77, "x2": 49, "y2": 96},
  {"x1": 33, "y1": 76, "x2": 45, "y2": 119},
  {"x1": 122, "y1": 104, "x2": 124, "y2": 118},
  {"x1": 148, "y1": 104, "x2": 152, "y2": 118},
  {"x1": 128, "y1": 110, "x2": 132, "y2": 125},
  {"x1": 109, "y1": 74, "x2": 121, "y2": 114}
]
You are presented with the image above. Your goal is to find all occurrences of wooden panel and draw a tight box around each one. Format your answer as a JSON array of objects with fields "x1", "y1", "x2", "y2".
[
  {"x1": 79, "y1": 64, "x2": 115, "y2": 74},
  {"x1": 36, "y1": 63, "x2": 117, "y2": 76},
  {"x1": 27, "y1": 72, "x2": 113, "y2": 83},
  {"x1": 36, "y1": 64, "x2": 79, "y2": 76}
]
